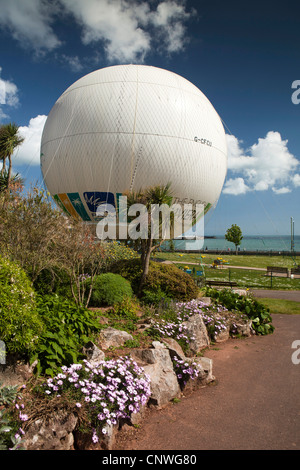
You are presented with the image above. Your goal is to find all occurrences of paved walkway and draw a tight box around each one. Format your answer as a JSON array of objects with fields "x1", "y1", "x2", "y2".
[
  {"x1": 116, "y1": 314, "x2": 300, "y2": 451},
  {"x1": 251, "y1": 289, "x2": 300, "y2": 302}
]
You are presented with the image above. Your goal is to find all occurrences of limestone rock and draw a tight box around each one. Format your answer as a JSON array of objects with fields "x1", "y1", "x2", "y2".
[
  {"x1": 196, "y1": 356, "x2": 214, "y2": 383},
  {"x1": 232, "y1": 319, "x2": 253, "y2": 337},
  {"x1": 198, "y1": 297, "x2": 212, "y2": 306},
  {"x1": 99, "y1": 327, "x2": 133, "y2": 350},
  {"x1": 74, "y1": 423, "x2": 117, "y2": 450},
  {"x1": 176, "y1": 356, "x2": 215, "y2": 392},
  {"x1": 213, "y1": 326, "x2": 230, "y2": 343},
  {"x1": 131, "y1": 342, "x2": 180, "y2": 407},
  {"x1": 161, "y1": 337, "x2": 186, "y2": 362},
  {"x1": 24, "y1": 411, "x2": 78, "y2": 450},
  {"x1": 82, "y1": 341, "x2": 105, "y2": 365},
  {"x1": 182, "y1": 314, "x2": 210, "y2": 354}
]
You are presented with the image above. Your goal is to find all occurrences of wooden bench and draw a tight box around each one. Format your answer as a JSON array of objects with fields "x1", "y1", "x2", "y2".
[
  {"x1": 266, "y1": 266, "x2": 289, "y2": 277},
  {"x1": 205, "y1": 280, "x2": 237, "y2": 288},
  {"x1": 291, "y1": 267, "x2": 300, "y2": 275}
]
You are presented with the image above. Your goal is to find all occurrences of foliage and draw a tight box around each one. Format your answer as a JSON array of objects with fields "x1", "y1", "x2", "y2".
[
  {"x1": 147, "y1": 305, "x2": 193, "y2": 352},
  {"x1": 172, "y1": 356, "x2": 200, "y2": 389},
  {"x1": 147, "y1": 296, "x2": 255, "y2": 351},
  {"x1": 32, "y1": 266, "x2": 73, "y2": 298},
  {"x1": 0, "y1": 383, "x2": 25, "y2": 450},
  {"x1": 0, "y1": 382, "x2": 19, "y2": 406},
  {"x1": 102, "y1": 241, "x2": 138, "y2": 270},
  {"x1": 0, "y1": 188, "x2": 68, "y2": 283},
  {"x1": 140, "y1": 287, "x2": 173, "y2": 306},
  {"x1": 205, "y1": 287, "x2": 274, "y2": 335},
  {"x1": 43, "y1": 356, "x2": 151, "y2": 443},
  {"x1": 108, "y1": 297, "x2": 139, "y2": 321},
  {"x1": 225, "y1": 224, "x2": 243, "y2": 254},
  {"x1": 30, "y1": 295, "x2": 102, "y2": 377},
  {"x1": 85, "y1": 273, "x2": 133, "y2": 307},
  {"x1": 110, "y1": 258, "x2": 199, "y2": 302},
  {"x1": 0, "y1": 122, "x2": 24, "y2": 185},
  {"x1": 0, "y1": 187, "x2": 106, "y2": 305},
  {"x1": 57, "y1": 224, "x2": 106, "y2": 307},
  {"x1": 0, "y1": 255, "x2": 44, "y2": 355},
  {"x1": 124, "y1": 183, "x2": 174, "y2": 293},
  {"x1": 0, "y1": 169, "x2": 23, "y2": 193},
  {"x1": 143, "y1": 262, "x2": 199, "y2": 302},
  {"x1": 109, "y1": 258, "x2": 143, "y2": 291},
  {"x1": 0, "y1": 408, "x2": 24, "y2": 450}
]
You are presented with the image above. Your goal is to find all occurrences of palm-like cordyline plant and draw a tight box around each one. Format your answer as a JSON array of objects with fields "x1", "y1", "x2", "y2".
[
  {"x1": 0, "y1": 123, "x2": 24, "y2": 187},
  {"x1": 125, "y1": 182, "x2": 174, "y2": 293},
  {"x1": 0, "y1": 169, "x2": 24, "y2": 193}
]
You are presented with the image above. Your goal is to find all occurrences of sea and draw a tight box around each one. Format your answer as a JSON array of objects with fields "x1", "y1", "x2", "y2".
[{"x1": 162, "y1": 236, "x2": 300, "y2": 253}]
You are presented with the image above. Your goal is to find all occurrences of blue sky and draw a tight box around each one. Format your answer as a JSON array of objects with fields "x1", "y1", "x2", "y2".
[{"x1": 0, "y1": 0, "x2": 299, "y2": 236}]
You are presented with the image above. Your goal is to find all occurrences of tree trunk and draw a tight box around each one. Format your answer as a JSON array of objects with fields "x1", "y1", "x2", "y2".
[
  {"x1": 8, "y1": 153, "x2": 12, "y2": 186},
  {"x1": 138, "y1": 238, "x2": 152, "y2": 295}
]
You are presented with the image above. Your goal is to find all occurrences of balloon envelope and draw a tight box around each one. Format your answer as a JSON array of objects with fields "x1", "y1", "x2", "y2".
[{"x1": 40, "y1": 64, "x2": 227, "y2": 229}]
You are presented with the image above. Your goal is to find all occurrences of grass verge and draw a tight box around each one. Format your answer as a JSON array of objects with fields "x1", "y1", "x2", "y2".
[
  {"x1": 155, "y1": 252, "x2": 300, "y2": 269},
  {"x1": 257, "y1": 298, "x2": 300, "y2": 315}
]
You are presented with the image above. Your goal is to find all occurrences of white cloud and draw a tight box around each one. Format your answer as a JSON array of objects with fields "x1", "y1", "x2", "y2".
[
  {"x1": 59, "y1": 0, "x2": 194, "y2": 62},
  {"x1": 225, "y1": 131, "x2": 299, "y2": 195},
  {"x1": 0, "y1": 0, "x2": 61, "y2": 54},
  {"x1": 292, "y1": 174, "x2": 300, "y2": 187},
  {"x1": 13, "y1": 115, "x2": 47, "y2": 166},
  {"x1": 59, "y1": 54, "x2": 83, "y2": 72},
  {"x1": 271, "y1": 186, "x2": 291, "y2": 195},
  {"x1": 147, "y1": 1, "x2": 192, "y2": 54},
  {"x1": 0, "y1": 67, "x2": 19, "y2": 121},
  {"x1": 0, "y1": 0, "x2": 194, "y2": 63},
  {"x1": 223, "y1": 177, "x2": 250, "y2": 195}
]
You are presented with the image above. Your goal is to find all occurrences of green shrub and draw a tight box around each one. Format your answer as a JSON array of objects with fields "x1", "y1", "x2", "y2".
[
  {"x1": 141, "y1": 288, "x2": 172, "y2": 306},
  {"x1": 0, "y1": 256, "x2": 43, "y2": 355},
  {"x1": 144, "y1": 262, "x2": 199, "y2": 301},
  {"x1": 102, "y1": 241, "x2": 139, "y2": 270},
  {"x1": 31, "y1": 294, "x2": 102, "y2": 376},
  {"x1": 110, "y1": 259, "x2": 199, "y2": 302},
  {"x1": 32, "y1": 267, "x2": 72, "y2": 298},
  {"x1": 109, "y1": 258, "x2": 143, "y2": 292},
  {"x1": 0, "y1": 408, "x2": 24, "y2": 450},
  {"x1": 205, "y1": 287, "x2": 274, "y2": 335},
  {"x1": 109, "y1": 297, "x2": 139, "y2": 321},
  {"x1": 85, "y1": 273, "x2": 133, "y2": 307}
]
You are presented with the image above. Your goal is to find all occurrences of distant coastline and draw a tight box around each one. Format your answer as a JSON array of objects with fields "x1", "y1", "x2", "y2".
[{"x1": 163, "y1": 235, "x2": 300, "y2": 253}]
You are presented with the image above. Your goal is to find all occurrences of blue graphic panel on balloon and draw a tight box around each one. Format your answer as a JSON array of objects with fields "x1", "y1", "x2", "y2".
[
  {"x1": 83, "y1": 192, "x2": 115, "y2": 216},
  {"x1": 67, "y1": 193, "x2": 91, "y2": 221}
]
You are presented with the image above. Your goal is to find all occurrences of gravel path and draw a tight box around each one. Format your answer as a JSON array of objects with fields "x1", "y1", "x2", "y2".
[{"x1": 115, "y1": 314, "x2": 300, "y2": 451}]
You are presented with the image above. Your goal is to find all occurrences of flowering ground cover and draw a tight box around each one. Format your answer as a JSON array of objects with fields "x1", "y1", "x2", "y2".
[
  {"x1": 148, "y1": 298, "x2": 249, "y2": 351},
  {"x1": 44, "y1": 356, "x2": 151, "y2": 443},
  {"x1": 1, "y1": 288, "x2": 270, "y2": 449}
]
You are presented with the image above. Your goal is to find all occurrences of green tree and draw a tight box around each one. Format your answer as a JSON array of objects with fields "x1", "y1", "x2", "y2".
[
  {"x1": 0, "y1": 169, "x2": 23, "y2": 193},
  {"x1": 0, "y1": 123, "x2": 24, "y2": 186},
  {"x1": 0, "y1": 187, "x2": 67, "y2": 282},
  {"x1": 225, "y1": 224, "x2": 243, "y2": 254},
  {"x1": 125, "y1": 183, "x2": 174, "y2": 294},
  {"x1": 0, "y1": 187, "x2": 106, "y2": 306}
]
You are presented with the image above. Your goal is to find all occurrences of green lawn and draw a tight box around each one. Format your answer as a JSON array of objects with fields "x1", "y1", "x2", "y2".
[
  {"x1": 153, "y1": 251, "x2": 300, "y2": 291},
  {"x1": 258, "y1": 298, "x2": 300, "y2": 315},
  {"x1": 155, "y1": 251, "x2": 299, "y2": 269}
]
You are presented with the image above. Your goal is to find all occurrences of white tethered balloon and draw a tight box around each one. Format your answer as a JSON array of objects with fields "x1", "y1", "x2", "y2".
[{"x1": 40, "y1": 64, "x2": 227, "y2": 239}]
